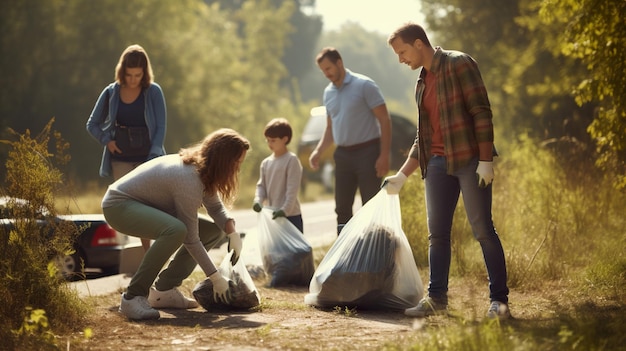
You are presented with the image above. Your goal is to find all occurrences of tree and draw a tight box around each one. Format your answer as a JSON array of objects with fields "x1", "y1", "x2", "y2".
[
  {"x1": 538, "y1": 0, "x2": 626, "y2": 189},
  {"x1": 203, "y1": 0, "x2": 324, "y2": 102},
  {"x1": 297, "y1": 23, "x2": 418, "y2": 117},
  {"x1": 419, "y1": 0, "x2": 596, "y2": 168},
  {"x1": 0, "y1": 0, "x2": 300, "y2": 187}
]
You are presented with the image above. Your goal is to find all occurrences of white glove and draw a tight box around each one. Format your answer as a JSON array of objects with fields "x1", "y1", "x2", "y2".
[
  {"x1": 208, "y1": 271, "x2": 231, "y2": 303},
  {"x1": 476, "y1": 161, "x2": 494, "y2": 188},
  {"x1": 382, "y1": 172, "x2": 407, "y2": 195},
  {"x1": 227, "y1": 232, "x2": 242, "y2": 265}
]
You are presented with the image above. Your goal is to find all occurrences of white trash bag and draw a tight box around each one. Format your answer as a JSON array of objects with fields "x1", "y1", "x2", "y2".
[
  {"x1": 193, "y1": 251, "x2": 261, "y2": 311},
  {"x1": 304, "y1": 189, "x2": 424, "y2": 310},
  {"x1": 257, "y1": 208, "x2": 315, "y2": 287}
]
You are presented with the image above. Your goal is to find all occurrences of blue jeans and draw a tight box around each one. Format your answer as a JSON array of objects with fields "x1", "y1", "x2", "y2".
[{"x1": 424, "y1": 156, "x2": 508, "y2": 304}]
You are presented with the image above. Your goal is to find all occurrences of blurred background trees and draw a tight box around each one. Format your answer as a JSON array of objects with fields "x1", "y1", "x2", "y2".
[{"x1": 0, "y1": 0, "x2": 624, "y2": 192}]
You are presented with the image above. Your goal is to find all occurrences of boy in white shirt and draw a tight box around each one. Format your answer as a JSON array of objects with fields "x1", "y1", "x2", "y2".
[{"x1": 253, "y1": 118, "x2": 304, "y2": 233}]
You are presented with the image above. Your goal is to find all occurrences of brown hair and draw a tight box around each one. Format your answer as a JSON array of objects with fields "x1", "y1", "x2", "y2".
[
  {"x1": 263, "y1": 118, "x2": 293, "y2": 145},
  {"x1": 115, "y1": 44, "x2": 154, "y2": 88},
  {"x1": 316, "y1": 47, "x2": 342, "y2": 65},
  {"x1": 387, "y1": 22, "x2": 432, "y2": 47},
  {"x1": 179, "y1": 128, "x2": 250, "y2": 206}
]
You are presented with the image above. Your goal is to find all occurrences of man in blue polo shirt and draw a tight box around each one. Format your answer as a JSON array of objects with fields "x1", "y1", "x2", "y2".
[{"x1": 310, "y1": 47, "x2": 392, "y2": 235}]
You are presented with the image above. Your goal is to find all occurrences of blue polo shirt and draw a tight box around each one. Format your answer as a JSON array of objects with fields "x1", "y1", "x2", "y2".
[{"x1": 322, "y1": 69, "x2": 386, "y2": 147}]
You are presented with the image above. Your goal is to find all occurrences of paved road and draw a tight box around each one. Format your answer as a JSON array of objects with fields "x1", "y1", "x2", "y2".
[{"x1": 70, "y1": 198, "x2": 362, "y2": 297}]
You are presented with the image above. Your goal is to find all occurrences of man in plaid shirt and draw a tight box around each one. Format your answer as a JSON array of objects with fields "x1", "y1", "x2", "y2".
[{"x1": 384, "y1": 22, "x2": 511, "y2": 320}]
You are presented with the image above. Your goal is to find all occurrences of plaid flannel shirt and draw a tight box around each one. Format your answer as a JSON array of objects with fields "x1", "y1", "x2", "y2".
[{"x1": 410, "y1": 47, "x2": 496, "y2": 178}]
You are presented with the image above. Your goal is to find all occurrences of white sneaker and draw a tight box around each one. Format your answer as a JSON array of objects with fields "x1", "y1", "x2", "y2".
[
  {"x1": 148, "y1": 287, "x2": 200, "y2": 309},
  {"x1": 486, "y1": 301, "x2": 511, "y2": 320},
  {"x1": 119, "y1": 294, "x2": 160, "y2": 320}
]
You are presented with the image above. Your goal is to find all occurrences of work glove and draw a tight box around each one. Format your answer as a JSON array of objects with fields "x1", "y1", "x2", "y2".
[
  {"x1": 272, "y1": 209, "x2": 286, "y2": 220},
  {"x1": 252, "y1": 202, "x2": 262, "y2": 212},
  {"x1": 208, "y1": 271, "x2": 231, "y2": 304},
  {"x1": 476, "y1": 161, "x2": 494, "y2": 188},
  {"x1": 227, "y1": 232, "x2": 242, "y2": 265},
  {"x1": 382, "y1": 172, "x2": 407, "y2": 195}
]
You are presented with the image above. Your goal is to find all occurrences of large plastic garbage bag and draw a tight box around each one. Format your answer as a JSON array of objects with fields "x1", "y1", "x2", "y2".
[
  {"x1": 193, "y1": 251, "x2": 261, "y2": 311},
  {"x1": 304, "y1": 190, "x2": 424, "y2": 310},
  {"x1": 256, "y1": 208, "x2": 315, "y2": 287}
]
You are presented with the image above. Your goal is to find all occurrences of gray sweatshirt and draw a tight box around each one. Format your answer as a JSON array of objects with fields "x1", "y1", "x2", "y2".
[
  {"x1": 254, "y1": 152, "x2": 302, "y2": 216},
  {"x1": 102, "y1": 154, "x2": 232, "y2": 276}
]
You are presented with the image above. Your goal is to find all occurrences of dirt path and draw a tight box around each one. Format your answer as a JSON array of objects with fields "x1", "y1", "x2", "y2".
[{"x1": 74, "y1": 284, "x2": 421, "y2": 351}]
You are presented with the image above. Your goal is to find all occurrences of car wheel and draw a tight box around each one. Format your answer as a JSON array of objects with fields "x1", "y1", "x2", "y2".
[{"x1": 55, "y1": 251, "x2": 85, "y2": 281}]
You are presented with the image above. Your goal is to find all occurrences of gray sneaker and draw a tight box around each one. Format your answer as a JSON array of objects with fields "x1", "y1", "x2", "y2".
[
  {"x1": 405, "y1": 296, "x2": 448, "y2": 317},
  {"x1": 119, "y1": 294, "x2": 160, "y2": 320},
  {"x1": 148, "y1": 287, "x2": 199, "y2": 309},
  {"x1": 486, "y1": 301, "x2": 511, "y2": 320}
]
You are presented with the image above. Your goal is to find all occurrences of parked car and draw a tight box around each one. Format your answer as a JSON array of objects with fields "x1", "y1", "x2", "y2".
[
  {"x1": 297, "y1": 106, "x2": 417, "y2": 192},
  {"x1": 0, "y1": 196, "x2": 131, "y2": 280}
]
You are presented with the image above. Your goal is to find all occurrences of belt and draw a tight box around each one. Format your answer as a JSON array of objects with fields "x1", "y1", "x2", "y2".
[{"x1": 337, "y1": 138, "x2": 380, "y2": 151}]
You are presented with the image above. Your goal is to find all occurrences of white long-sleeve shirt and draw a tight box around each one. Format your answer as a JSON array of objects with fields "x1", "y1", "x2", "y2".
[{"x1": 102, "y1": 154, "x2": 232, "y2": 276}]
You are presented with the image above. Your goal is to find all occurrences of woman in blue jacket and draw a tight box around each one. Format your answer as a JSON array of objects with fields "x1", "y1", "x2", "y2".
[{"x1": 87, "y1": 44, "x2": 167, "y2": 250}]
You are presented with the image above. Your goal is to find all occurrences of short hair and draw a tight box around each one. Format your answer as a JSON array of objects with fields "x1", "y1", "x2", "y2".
[
  {"x1": 115, "y1": 44, "x2": 154, "y2": 88},
  {"x1": 387, "y1": 22, "x2": 432, "y2": 47},
  {"x1": 264, "y1": 118, "x2": 293, "y2": 145},
  {"x1": 316, "y1": 47, "x2": 342, "y2": 65}
]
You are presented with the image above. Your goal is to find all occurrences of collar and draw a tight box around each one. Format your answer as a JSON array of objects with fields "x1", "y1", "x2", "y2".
[
  {"x1": 341, "y1": 69, "x2": 355, "y2": 86},
  {"x1": 430, "y1": 47, "x2": 444, "y2": 73}
]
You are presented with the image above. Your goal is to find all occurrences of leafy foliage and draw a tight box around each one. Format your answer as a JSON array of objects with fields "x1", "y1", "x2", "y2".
[
  {"x1": 538, "y1": 0, "x2": 626, "y2": 189},
  {"x1": 0, "y1": 119, "x2": 88, "y2": 349},
  {"x1": 0, "y1": 0, "x2": 310, "y2": 188}
]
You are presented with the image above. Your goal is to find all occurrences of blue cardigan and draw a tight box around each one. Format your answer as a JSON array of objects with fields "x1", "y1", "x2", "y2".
[{"x1": 86, "y1": 82, "x2": 167, "y2": 177}]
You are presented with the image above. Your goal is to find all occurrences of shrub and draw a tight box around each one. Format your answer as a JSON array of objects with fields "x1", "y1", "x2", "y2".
[{"x1": 0, "y1": 118, "x2": 89, "y2": 349}]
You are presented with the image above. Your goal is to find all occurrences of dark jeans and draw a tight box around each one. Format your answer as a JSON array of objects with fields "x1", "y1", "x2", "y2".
[
  {"x1": 286, "y1": 214, "x2": 304, "y2": 234},
  {"x1": 425, "y1": 155, "x2": 509, "y2": 304},
  {"x1": 333, "y1": 142, "x2": 381, "y2": 229}
]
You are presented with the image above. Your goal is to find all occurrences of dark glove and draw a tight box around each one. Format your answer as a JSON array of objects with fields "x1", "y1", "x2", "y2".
[
  {"x1": 252, "y1": 202, "x2": 262, "y2": 212},
  {"x1": 272, "y1": 209, "x2": 286, "y2": 219}
]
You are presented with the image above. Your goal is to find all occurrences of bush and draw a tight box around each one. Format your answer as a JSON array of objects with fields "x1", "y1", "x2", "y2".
[{"x1": 0, "y1": 118, "x2": 89, "y2": 349}]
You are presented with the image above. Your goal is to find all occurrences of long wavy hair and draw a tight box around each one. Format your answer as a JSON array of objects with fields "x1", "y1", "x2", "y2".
[{"x1": 179, "y1": 128, "x2": 250, "y2": 206}]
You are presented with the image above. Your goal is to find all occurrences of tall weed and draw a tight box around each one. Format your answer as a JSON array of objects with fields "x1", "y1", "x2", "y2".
[{"x1": 400, "y1": 134, "x2": 626, "y2": 295}]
